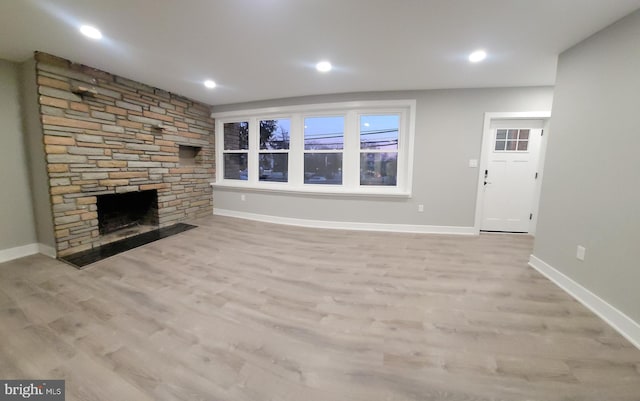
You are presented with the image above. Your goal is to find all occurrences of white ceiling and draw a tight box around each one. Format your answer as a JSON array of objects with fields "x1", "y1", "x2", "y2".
[{"x1": 1, "y1": 0, "x2": 639, "y2": 106}]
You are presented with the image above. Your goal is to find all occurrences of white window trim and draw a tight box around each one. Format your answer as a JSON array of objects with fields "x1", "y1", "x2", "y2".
[{"x1": 211, "y1": 100, "x2": 416, "y2": 197}]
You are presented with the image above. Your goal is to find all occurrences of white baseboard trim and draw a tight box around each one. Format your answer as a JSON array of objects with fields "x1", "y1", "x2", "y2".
[
  {"x1": 38, "y1": 243, "x2": 57, "y2": 258},
  {"x1": 529, "y1": 254, "x2": 640, "y2": 350},
  {"x1": 0, "y1": 243, "x2": 39, "y2": 264},
  {"x1": 213, "y1": 208, "x2": 476, "y2": 235},
  {"x1": 0, "y1": 243, "x2": 57, "y2": 264}
]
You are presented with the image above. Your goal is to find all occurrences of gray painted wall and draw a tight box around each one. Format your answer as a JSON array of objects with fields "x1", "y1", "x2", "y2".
[
  {"x1": 19, "y1": 59, "x2": 55, "y2": 249},
  {"x1": 533, "y1": 11, "x2": 640, "y2": 322},
  {"x1": 0, "y1": 59, "x2": 36, "y2": 250},
  {"x1": 212, "y1": 87, "x2": 554, "y2": 227}
]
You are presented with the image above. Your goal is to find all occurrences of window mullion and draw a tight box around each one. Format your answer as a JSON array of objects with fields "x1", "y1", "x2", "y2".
[
  {"x1": 343, "y1": 110, "x2": 357, "y2": 189},
  {"x1": 216, "y1": 121, "x2": 224, "y2": 182},
  {"x1": 289, "y1": 114, "x2": 303, "y2": 187},
  {"x1": 397, "y1": 111, "x2": 406, "y2": 189},
  {"x1": 248, "y1": 118, "x2": 259, "y2": 184}
]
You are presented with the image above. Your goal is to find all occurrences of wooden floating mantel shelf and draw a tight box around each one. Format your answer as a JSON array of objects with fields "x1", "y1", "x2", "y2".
[{"x1": 71, "y1": 85, "x2": 98, "y2": 96}]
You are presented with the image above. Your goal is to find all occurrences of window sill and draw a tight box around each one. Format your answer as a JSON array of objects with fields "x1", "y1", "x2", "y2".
[{"x1": 210, "y1": 181, "x2": 412, "y2": 199}]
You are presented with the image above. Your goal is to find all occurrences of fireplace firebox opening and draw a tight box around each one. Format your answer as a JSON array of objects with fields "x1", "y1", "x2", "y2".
[{"x1": 97, "y1": 190, "x2": 159, "y2": 236}]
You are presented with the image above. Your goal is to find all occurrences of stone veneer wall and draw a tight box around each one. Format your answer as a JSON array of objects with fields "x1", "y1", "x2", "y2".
[{"x1": 33, "y1": 52, "x2": 214, "y2": 256}]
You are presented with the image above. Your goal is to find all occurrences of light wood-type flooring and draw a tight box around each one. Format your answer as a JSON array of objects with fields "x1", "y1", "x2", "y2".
[{"x1": 1, "y1": 215, "x2": 639, "y2": 401}]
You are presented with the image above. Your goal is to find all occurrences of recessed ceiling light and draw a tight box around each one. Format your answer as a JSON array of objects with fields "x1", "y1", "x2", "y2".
[
  {"x1": 204, "y1": 80, "x2": 216, "y2": 89},
  {"x1": 469, "y1": 50, "x2": 487, "y2": 63},
  {"x1": 316, "y1": 61, "x2": 332, "y2": 73},
  {"x1": 79, "y1": 25, "x2": 102, "y2": 40}
]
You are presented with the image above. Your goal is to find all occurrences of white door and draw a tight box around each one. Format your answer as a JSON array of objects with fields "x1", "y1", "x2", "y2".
[{"x1": 480, "y1": 128, "x2": 542, "y2": 232}]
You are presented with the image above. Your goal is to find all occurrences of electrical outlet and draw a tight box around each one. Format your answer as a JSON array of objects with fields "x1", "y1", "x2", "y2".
[
  {"x1": 418, "y1": 204, "x2": 424, "y2": 212},
  {"x1": 576, "y1": 245, "x2": 586, "y2": 261},
  {"x1": 241, "y1": 194, "x2": 246, "y2": 201},
  {"x1": 468, "y1": 159, "x2": 478, "y2": 168}
]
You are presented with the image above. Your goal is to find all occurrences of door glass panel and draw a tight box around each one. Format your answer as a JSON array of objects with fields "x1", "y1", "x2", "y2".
[
  {"x1": 517, "y1": 141, "x2": 529, "y2": 151},
  {"x1": 496, "y1": 129, "x2": 533, "y2": 152}
]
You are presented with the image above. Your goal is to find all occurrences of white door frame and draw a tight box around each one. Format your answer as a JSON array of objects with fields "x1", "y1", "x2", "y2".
[{"x1": 473, "y1": 111, "x2": 551, "y2": 235}]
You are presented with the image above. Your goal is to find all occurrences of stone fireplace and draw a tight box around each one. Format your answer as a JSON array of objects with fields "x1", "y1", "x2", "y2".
[{"x1": 33, "y1": 52, "x2": 215, "y2": 256}]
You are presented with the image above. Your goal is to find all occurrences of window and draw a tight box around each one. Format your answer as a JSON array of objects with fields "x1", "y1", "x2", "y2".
[
  {"x1": 360, "y1": 114, "x2": 399, "y2": 186},
  {"x1": 495, "y1": 129, "x2": 529, "y2": 152},
  {"x1": 223, "y1": 122, "x2": 248, "y2": 180},
  {"x1": 304, "y1": 116, "x2": 344, "y2": 185},
  {"x1": 260, "y1": 119, "x2": 290, "y2": 182},
  {"x1": 213, "y1": 100, "x2": 415, "y2": 196}
]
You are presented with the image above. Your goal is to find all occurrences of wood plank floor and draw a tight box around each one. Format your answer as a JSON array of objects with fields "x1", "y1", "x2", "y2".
[{"x1": 1, "y1": 215, "x2": 639, "y2": 401}]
